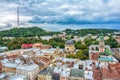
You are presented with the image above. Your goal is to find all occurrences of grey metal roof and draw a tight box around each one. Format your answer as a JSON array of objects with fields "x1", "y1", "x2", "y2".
[
  {"x1": 69, "y1": 69, "x2": 84, "y2": 77},
  {"x1": 65, "y1": 40, "x2": 74, "y2": 45}
]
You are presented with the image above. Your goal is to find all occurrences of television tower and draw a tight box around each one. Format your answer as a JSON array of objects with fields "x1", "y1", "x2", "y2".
[{"x1": 17, "y1": 5, "x2": 20, "y2": 28}]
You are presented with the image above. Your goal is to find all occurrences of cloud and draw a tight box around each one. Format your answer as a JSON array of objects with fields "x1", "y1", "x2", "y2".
[
  {"x1": 0, "y1": 0, "x2": 120, "y2": 30},
  {"x1": 0, "y1": 23, "x2": 13, "y2": 31},
  {"x1": 28, "y1": 0, "x2": 120, "y2": 25},
  {"x1": 29, "y1": 14, "x2": 120, "y2": 25}
]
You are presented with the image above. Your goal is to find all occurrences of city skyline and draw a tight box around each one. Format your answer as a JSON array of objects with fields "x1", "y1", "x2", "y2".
[{"x1": 0, "y1": 0, "x2": 120, "y2": 31}]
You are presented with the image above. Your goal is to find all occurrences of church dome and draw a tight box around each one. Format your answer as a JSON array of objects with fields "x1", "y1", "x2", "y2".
[{"x1": 65, "y1": 40, "x2": 74, "y2": 45}]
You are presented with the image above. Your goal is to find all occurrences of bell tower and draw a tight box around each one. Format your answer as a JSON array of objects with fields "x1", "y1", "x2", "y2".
[{"x1": 99, "y1": 33, "x2": 105, "y2": 52}]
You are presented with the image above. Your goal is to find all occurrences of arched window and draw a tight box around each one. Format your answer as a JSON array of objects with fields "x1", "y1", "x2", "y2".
[
  {"x1": 92, "y1": 47, "x2": 94, "y2": 50},
  {"x1": 96, "y1": 47, "x2": 99, "y2": 50}
]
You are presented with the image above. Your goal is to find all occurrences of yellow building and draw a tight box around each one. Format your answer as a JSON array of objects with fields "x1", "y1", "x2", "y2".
[
  {"x1": 38, "y1": 74, "x2": 52, "y2": 80},
  {"x1": 2, "y1": 63, "x2": 17, "y2": 73},
  {"x1": 65, "y1": 40, "x2": 75, "y2": 53},
  {"x1": 38, "y1": 67, "x2": 54, "y2": 80}
]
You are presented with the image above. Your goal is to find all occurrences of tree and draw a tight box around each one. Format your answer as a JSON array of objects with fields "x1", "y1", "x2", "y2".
[
  {"x1": 66, "y1": 50, "x2": 89, "y2": 60},
  {"x1": 105, "y1": 36, "x2": 118, "y2": 48},
  {"x1": 66, "y1": 54, "x2": 78, "y2": 58},
  {"x1": 76, "y1": 50, "x2": 88, "y2": 60}
]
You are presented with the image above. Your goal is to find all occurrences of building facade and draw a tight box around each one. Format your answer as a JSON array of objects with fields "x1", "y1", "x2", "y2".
[
  {"x1": 16, "y1": 64, "x2": 39, "y2": 80},
  {"x1": 89, "y1": 33, "x2": 111, "y2": 61},
  {"x1": 65, "y1": 40, "x2": 76, "y2": 54}
]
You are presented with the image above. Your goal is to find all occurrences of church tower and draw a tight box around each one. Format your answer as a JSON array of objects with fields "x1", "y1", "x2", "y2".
[{"x1": 99, "y1": 33, "x2": 105, "y2": 52}]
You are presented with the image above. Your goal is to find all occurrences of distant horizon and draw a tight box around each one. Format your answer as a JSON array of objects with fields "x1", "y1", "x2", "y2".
[{"x1": 0, "y1": 26, "x2": 120, "y2": 32}]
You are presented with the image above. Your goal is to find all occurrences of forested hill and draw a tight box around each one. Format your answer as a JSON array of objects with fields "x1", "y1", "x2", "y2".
[
  {"x1": 0, "y1": 27, "x2": 119, "y2": 37},
  {"x1": 0, "y1": 27, "x2": 59, "y2": 37},
  {"x1": 64, "y1": 29, "x2": 119, "y2": 36}
]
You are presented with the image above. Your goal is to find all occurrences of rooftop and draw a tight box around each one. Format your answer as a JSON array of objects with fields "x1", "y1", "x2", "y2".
[
  {"x1": 99, "y1": 33, "x2": 104, "y2": 41},
  {"x1": 98, "y1": 57, "x2": 113, "y2": 62},
  {"x1": 85, "y1": 71, "x2": 93, "y2": 79},
  {"x1": 102, "y1": 67, "x2": 120, "y2": 79},
  {"x1": 98, "y1": 55, "x2": 118, "y2": 62},
  {"x1": 39, "y1": 67, "x2": 54, "y2": 75},
  {"x1": 2, "y1": 62, "x2": 18, "y2": 68},
  {"x1": 0, "y1": 73, "x2": 6, "y2": 79},
  {"x1": 0, "y1": 46, "x2": 8, "y2": 50},
  {"x1": 16, "y1": 63, "x2": 39, "y2": 71},
  {"x1": 69, "y1": 69, "x2": 84, "y2": 78},
  {"x1": 9, "y1": 74, "x2": 27, "y2": 80},
  {"x1": 65, "y1": 40, "x2": 74, "y2": 45},
  {"x1": 0, "y1": 52, "x2": 5, "y2": 56}
]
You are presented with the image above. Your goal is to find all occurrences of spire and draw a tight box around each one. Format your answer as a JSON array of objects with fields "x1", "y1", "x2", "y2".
[{"x1": 99, "y1": 33, "x2": 104, "y2": 41}]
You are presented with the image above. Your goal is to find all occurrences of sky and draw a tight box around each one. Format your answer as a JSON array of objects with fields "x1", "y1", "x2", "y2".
[{"x1": 0, "y1": 0, "x2": 120, "y2": 31}]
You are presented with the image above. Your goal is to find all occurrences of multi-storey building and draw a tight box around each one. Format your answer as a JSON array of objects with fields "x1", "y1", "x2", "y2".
[
  {"x1": 2, "y1": 63, "x2": 17, "y2": 73},
  {"x1": 16, "y1": 63, "x2": 39, "y2": 80},
  {"x1": 89, "y1": 33, "x2": 111, "y2": 61},
  {"x1": 38, "y1": 67, "x2": 54, "y2": 80},
  {"x1": 9, "y1": 74, "x2": 28, "y2": 80}
]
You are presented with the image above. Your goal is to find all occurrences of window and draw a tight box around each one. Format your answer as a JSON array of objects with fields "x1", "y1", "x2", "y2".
[{"x1": 67, "y1": 48, "x2": 69, "y2": 50}]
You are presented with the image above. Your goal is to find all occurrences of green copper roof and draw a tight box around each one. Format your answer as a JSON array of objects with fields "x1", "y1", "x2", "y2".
[
  {"x1": 99, "y1": 33, "x2": 104, "y2": 41},
  {"x1": 99, "y1": 52, "x2": 105, "y2": 55},
  {"x1": 98, "y1": 58, "x2": 113, "y2": 62},
  {"x1": 70, "y1": 69, "x2": 84, "y2": 77}
]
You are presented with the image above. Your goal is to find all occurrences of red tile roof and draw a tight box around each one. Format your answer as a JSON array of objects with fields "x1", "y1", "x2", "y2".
[
  {"x1": 90, "y1": 52, "x2": 99, "y2": 60},
  {"x1": 102, "y1": 67, "x2": 120, "y2": 79},
  {"x1": 93, "y1": 63, "x2": 120, "y2": 80},
  {"x1": 93, "y1": 68, "x2": 102, "y2": 80},
  {"x1": 21, "y1": 44, "x2": 33, "y2": 49}
]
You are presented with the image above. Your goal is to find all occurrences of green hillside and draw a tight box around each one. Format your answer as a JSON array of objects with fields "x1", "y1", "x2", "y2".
[
  {"x1": 0, "y1": 27, "x2": 119, "y2": 37},
  {"x1": 64, "y1": 29, "x2": 118, "y2": 36},
  {"x1": 0, "y1": 27, "x2": 59, "y2": 37}
]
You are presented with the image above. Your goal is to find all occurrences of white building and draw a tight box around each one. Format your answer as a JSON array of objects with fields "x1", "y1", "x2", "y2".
[
  {"x1": 0, "y1": 46, "x2": 8, "y2": 52},
  {"x1": 9, "y1": 74, "x2": 28, "y2": 80},
  {"x1": 40, "y1": 35, "x2": 53, "y2": 41},
  {"x1": 16, "y1": 63, "x2": 39, "y2": 80}
]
